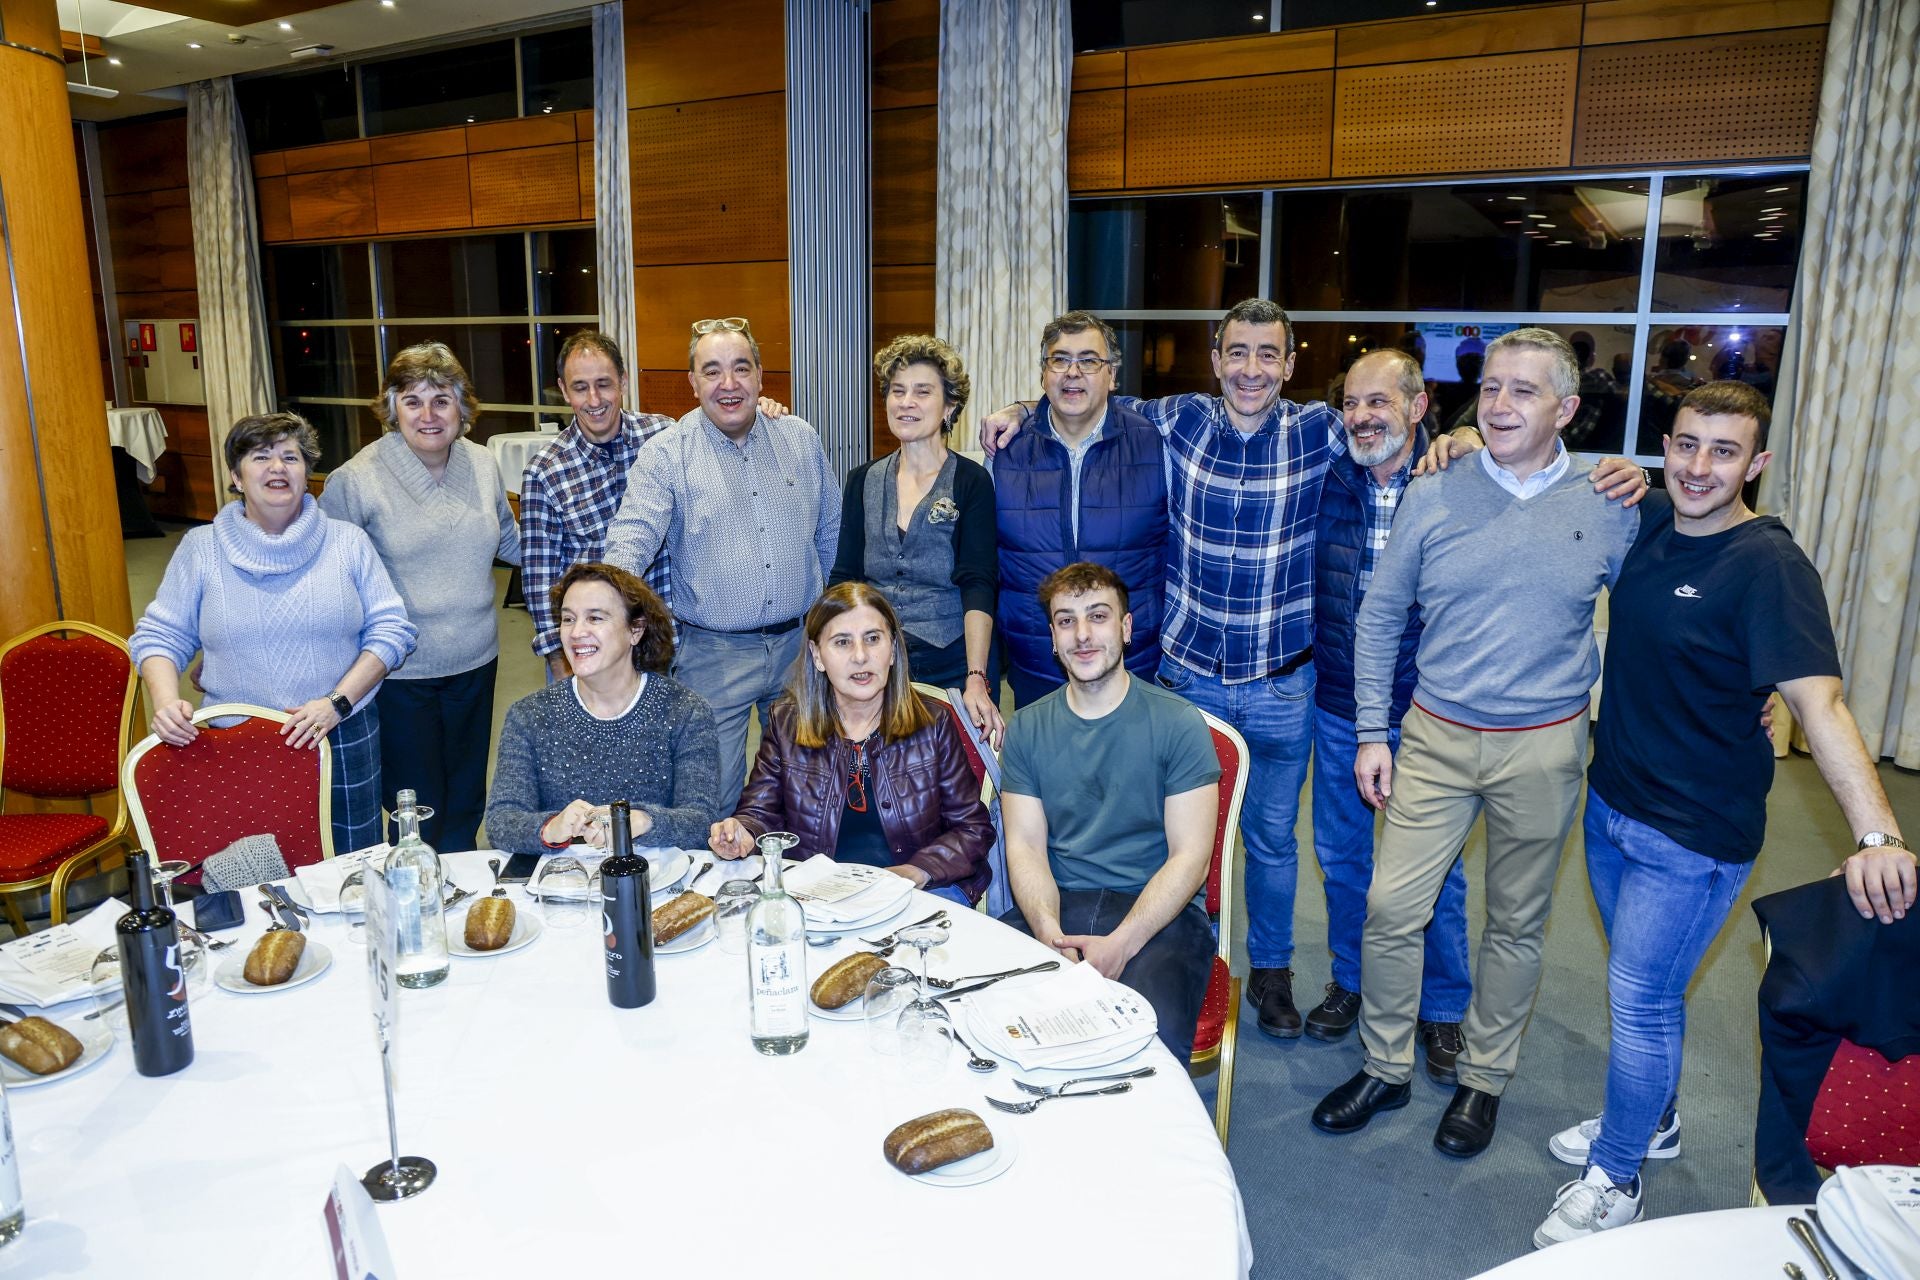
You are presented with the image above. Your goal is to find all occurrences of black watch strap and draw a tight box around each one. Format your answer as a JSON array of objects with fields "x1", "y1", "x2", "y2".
[{"x1": 328, "y1": 692, "x2": 353, "y2": 719}]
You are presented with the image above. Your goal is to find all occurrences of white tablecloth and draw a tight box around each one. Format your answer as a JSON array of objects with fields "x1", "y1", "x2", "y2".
[
  {"x1": 106, "y1": 407, "x2": 168, "y2": 484},
  {"x1": 1473, "y1": 1206, "x2": 1817, "y2": 1278},
  {"x1": 486, "y1": 428, "x2": 561, "y2": 497},
  {"x1": 5, "y1": 857, "x2": 1251, "y2": 1277}
]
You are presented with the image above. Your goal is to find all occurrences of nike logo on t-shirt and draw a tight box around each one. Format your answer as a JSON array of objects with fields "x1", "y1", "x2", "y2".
[{"x1": 1674, "y1": 584, "x2": 1702, "y2": 599}]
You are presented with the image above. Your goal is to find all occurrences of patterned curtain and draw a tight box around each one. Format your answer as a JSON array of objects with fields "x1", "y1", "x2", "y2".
[
  {"x1": 935, "y1": 0, "x2": 1071, "y2": 453},
  {"x1": 185, "y1": 77, "x2": 275, "y2": 496},
  {"x1": 593, "y1": 3, "x2": 638, "y2": 396},
  {"x1": 1765, "y1": 0, "x2": 1920, "y2": 766}
]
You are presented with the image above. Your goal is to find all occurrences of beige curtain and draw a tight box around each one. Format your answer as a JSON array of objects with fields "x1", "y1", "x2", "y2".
[
  {"x1": 1765, "y1": 0, "x2": 1920, "y2": 767},
  {"x1": 185, "y1": 76, "x2": 275, "y2": 496},
  {"x1": 593, "y1": 3, "x2": 637, "y2": 390},
  {"x1": 935, "y1": 0, "x2": 1071, "y2": 453}
]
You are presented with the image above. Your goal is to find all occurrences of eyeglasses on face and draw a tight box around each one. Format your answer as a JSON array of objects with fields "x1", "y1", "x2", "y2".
[
  {"x1": 691, "y1": 317, "x2": 752, "y2": 337},
  {"x1": 1043, "y1": 353, "x2": 1116, "y2": 374}
]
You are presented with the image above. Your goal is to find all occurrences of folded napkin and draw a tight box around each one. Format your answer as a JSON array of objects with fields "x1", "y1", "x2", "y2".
[
  {"x1": 0, "y1": 897, "x2": 131, "y2": 1007},
  {"x1": 783, "y1": 859, "x2": 913, "y2": 924},
  {"x1": 292, "y1": 845, "x2": 388, "y2": 913},
  {"x1": 961, "y1": 962, "x2": 1158, "y2": 1070}
]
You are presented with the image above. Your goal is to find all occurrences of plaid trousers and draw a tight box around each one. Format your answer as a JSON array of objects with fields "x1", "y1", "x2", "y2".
[{"x1": 328, "y1": 701, "x2": 384, "y2": 855}]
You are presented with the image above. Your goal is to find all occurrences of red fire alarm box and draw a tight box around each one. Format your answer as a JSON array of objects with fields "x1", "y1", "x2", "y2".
[
  {"x1": 138, "y1": 323, "x2": 157, "y2": 352},
  {"x1": 179, "y1": 323, "x2": 197, "y2": 352}
]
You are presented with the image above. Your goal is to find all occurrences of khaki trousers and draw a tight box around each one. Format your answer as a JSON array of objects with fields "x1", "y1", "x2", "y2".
[{"x1": 1358, "y1": 704, "x2": 1588, "y2": 1093}]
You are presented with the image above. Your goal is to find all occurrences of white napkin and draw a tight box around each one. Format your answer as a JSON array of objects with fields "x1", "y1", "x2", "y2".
[
  {"x1": 0, "y1": 897, "x2": 130, "y2": 1007},
  {"x1": 961, "y1": 962, "x2": 1158, "y2": 1070},
  {"x1": 292, "y1": 845, "x2": 387, "y2": 912},
  {"x1": 1817, "y1": 1165, "x2": 1920, "y2": 1280},
  {"x1": 783, "y1": 859, "x2": 913, "y2": 924}
]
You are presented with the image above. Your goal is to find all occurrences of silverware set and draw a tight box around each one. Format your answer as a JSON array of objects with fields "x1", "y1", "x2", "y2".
[
  {"x1": 987, "y1": 1082, "x2": 1135, "y2": 1114},
  {"x1": 1787, "y1": 1212, "x2": 1841, "y2": 1280},
  {"x1": 984, "y1": 1067, "x2": 1157, "y2": 1111}
]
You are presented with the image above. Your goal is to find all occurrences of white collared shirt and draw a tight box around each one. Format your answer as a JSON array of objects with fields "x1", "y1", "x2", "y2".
[{"x1": 1478, "y1": 440, "x2": 1571, "y2": 500}]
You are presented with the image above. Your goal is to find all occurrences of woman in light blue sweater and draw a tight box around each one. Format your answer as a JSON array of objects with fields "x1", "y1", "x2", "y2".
[
  {"x1": 131, "y1": 413, "x2": 418, "y2": 856},
  {"x1": 321, "y1": 342, "x2": 521, "y2": 853}
]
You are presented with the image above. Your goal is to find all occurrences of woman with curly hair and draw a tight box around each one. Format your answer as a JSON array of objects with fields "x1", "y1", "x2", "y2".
[
  {"x1": 830, "y1": 334, "x2": 1002, "y2": 746},
  {"x1": 484, "y1": 563, "x2": 723, "y2": 855}
]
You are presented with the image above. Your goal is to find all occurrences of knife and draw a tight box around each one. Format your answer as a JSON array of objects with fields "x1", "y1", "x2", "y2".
[
  {"x1": 935, "y1": 961, "x2": 1061, "y2": 1000},
  {"x1": 259, "y1": 890, "x2": 301, "y2": 933},
  {"x1": 1788, "y1": 1216, "x2": 1839, "y2": 1280},
  {"x1": 263, "y1": 883, "x2": 310, "y2": 929}
]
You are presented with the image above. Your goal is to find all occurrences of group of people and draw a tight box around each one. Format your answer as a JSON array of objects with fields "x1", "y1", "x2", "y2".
[{"x1": 128, "y1": 297, "x2": 1915, "y2": 1252}]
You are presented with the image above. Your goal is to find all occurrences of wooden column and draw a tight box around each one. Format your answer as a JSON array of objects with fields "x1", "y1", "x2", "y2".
[{"x1": 0, "y1": 0, "x2": 131, "y2": 640}]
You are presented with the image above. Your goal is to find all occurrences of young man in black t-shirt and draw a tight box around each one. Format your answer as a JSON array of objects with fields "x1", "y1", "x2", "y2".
[{"x1": 1533, "y1": 381, "x2": 1917, "y2": 1249}]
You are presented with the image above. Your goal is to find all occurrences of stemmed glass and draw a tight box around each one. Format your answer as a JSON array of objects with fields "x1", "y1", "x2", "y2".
[
  {"x1": 861, "y1": 966, "x2": 918, "y2": 1055},
  {"x1": 153, "y1": 859, "x2": 208, "y2": 990},
  {"x1": 893, "y1": 919, "x2": 955, "y2": 1078},
  {"x1": 531, "y1": 854, "x2": 590, "y2": 928}
]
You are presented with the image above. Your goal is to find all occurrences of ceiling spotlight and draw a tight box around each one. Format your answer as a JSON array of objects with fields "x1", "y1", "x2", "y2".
[
  {"x1": 1506, "y1": 195, "x2": 1526, "y2": 201},
  {"x1": 1729, "y1": 331, "x2": 1742, "y2": 340},
  {"x1": 1299, "y1": 341, "x2": 1309, "y2": 348},
  {"x1": 1553, "y1": 239, "x2": 1571, "y2": 245},
  {"x1": 279, "y1": 21, "x2": 292, "y2": 29},
  {"x1": 1539, "y1": 223, "x2": 1557, "y2": 229},
  {"x1": 1347, "y1": 335, "x2": 1357, "y2": 343},
  {"x1": 1766, "y1": 186, "x2": 1791, "y2": 193},
  {"x1": 381, "y1": 0, "x2": 395, "y2": 7},
  {"x1": 1252, "y1": 11, "x2": 1264, "y2": 19},
  {"x1": 108, "y1": 56, "x2": 121, "y2": 65},
  {"x1": 1426, "y1": 1, "x2": 1437, "y2": 6},
  {"x1": 1503, "y1": 219, "x2": 1522, "y2": 225},
  {"x1": 187, "y1": 41, "x2": 201, "y2": 48}
]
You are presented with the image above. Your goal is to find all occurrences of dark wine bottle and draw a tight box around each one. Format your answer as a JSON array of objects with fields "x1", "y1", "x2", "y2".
[
  {"x1": 601, "y1": 801, "x2": 655, "y2": 1009},
  {"x1": 116, "y1": 850, "x2": 194, "y2": 1077}
]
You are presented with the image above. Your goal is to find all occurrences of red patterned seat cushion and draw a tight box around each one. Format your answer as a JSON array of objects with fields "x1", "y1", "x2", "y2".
[
  {"x1": 1194, "y1": 956, "x2": 1232, "y2": 1057},
  {"x1": 1, "y1": 631, "x2": 131, "y2": 797},
  {"x1": 1806, "y1": 1039, "x2": 1920, "y2": 1169},
  {"x1": 130, "y1": 717, "x2": 327, "y2": 871},
  {"x1": 0, "y1": 813, "x2": 113, "y2": 879}
]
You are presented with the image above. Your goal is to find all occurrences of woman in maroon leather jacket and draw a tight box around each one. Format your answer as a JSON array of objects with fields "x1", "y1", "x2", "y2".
[{"x1": 708, "y1": 582, "x2": 994, "y2": 905}]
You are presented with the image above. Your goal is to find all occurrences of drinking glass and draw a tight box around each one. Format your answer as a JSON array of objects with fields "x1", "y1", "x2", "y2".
[
  {"x1": 87, "y1": 948, "x2": 126, "y2": 1031},
  {"x1": 339, "y1": 868, "x2": 368, "y2": 945},
  {"x1": 712, "y1": 879, "x2": 758, "y2": 954},
  {"x1": 151, "y1": 859, "x2": 207, "y2": 982},
  {"x1": 892, "y1": 919, "x2": 955, "y2": 1078},
  {"x1": 861, "y1": 966, "x2": 918, "y2": 1055},
  {"x1": 531, "y1": 855, "x2": 590, "y2": 928}
]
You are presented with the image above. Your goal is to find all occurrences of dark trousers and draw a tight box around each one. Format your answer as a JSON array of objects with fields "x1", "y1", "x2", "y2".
[
  {"x1": 905, "y1": 630, "x2": 997, "y2": 701},
  {"x1": 1000, "y1": 889, "x2": 1214, "y2": 1063},
  {"x1": 373, "y1": 660, "x2": 497, "y2": 853},
  {"x1": 1006, "y1": 662, "x2": 1060, "y2": 709}
]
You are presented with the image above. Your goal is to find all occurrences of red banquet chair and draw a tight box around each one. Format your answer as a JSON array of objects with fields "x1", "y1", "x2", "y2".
[
  {"x1": 0, "y1": 621, "x2": 139, "y2": 930},
  {"x1": 1805, "y1": 1040, "x2": 1920, "y2": 1171},
  {"x1": 911, "y1": 682, "x2": 994, "y2": 803},
  {"x1": 1191, "y1": 710, "x2": 1250, "y2": 1149},
  {"x1": 122, "y1": 703, "x2": 335, "y2": 875}
]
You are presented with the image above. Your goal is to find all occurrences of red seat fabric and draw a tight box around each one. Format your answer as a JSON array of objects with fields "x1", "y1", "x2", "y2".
[
  {"x1": 1194, "y1": 956, "x2": 1232, "y2": 1057},
  {"x1": 128, "y1": 716, "x2": 328, "y2": 871},
  {"x1": 935, "y1": 695, "x2": 989, "y2": 787},
  {"x1": 1204, "y1": 727, "x2": 1242, "y2": 919},
  {"x1": 1806, "y1": 1039, "x2": 1920, "y2": 1169},
  {"x1": 0, "y1": 814, "x2": 113, "y2": 879},
  {"x1": 1, "y1": 631, "x2": 130, "y2": 797}
]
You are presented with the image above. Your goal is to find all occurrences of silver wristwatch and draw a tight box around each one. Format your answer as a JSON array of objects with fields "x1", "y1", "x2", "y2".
[{"x1": 1855, "y1": 831, "x2": 1909, "y2": 852}]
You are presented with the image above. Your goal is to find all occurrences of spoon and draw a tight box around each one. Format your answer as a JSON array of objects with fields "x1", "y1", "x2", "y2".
[
  {"x1": 686, "y1": 862, "x2": 713, "y2": 891},
  {"x1": 487, "y1": 856, "x2": 508, "y2": 898},
  {"x1": 948, "y1": 1025, "x2": 998, "y2": 1073}
]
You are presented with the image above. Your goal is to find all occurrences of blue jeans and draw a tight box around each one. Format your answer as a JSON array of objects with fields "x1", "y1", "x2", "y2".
[
  {"x1": 1156, "y1": 655, "x2": 1313, "y2": 970},
  {"x1": 672, "y1": 622, "x2": 804, "y2": 812},
  {"x1": 1312, "y1": 710, "x2": 1472, "y2": 1022},
  {"x1": 1584, "y1": 787, "x2": 1754, "y2": 1184}
]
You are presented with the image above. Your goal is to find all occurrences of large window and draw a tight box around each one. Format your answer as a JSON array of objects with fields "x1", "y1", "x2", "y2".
[
  {"x1": 265, "y1": 230, "x2": 598, "y2": 470},
  {"x1": 1069, "y1": 169, "x2": 1806, "y2": 468}
]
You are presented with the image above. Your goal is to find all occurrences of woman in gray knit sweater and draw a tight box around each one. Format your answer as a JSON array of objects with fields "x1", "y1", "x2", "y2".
[{"x1": 485, "y1": 563, "x2": 723, "y2": 854}]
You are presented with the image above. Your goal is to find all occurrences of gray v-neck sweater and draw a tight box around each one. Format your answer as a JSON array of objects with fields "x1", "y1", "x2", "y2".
[{"x1": 321, "y1": 433, "x2": 521, "y2": 679}]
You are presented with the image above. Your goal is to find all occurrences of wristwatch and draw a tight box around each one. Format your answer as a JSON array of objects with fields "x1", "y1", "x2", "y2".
[
  {"x1": 1855, "y1": 832, "x2": 1909, "y2": 852},
  {"x1": 327, "y1": 691, "x2": 353, "y2": 719}
]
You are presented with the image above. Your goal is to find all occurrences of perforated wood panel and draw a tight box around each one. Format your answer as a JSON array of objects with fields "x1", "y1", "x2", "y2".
[
  {"x1": 1127, "y1": 72, "x2": 1333, "y2": 189},
  {"x1": 372, "y1": 157, "x2": 472, "y2": 235},
  {"x1": 467, "y1": 116, "x2": 577, "y2": 155},
  {"x1": 1068, "y1": 89, "x2": 1124, "y2": 192},
  {"x1": 629, "y1": 93, "x2": 787, "y2": 265},
  {"x1": 577, "y1": 142, "x2": 595, "y2": 212},
  {"x1": 1332, "y1": 50, "x2": 1576, "y2": 178},
  {"x1": 1574, "y1": 29, "x2": 1825, "y2": 166},
  {"x1": 469, "y1": 145, "x2": 582, "y2": 227}
]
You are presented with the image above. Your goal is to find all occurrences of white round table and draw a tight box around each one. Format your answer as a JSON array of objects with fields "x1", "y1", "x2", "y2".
[
  {"x1": 4, "y1": 854, "x2": 1251, "y2": 1277},
  {"x1": 1472, "y1": 1205, "x2": 1817, "y2": 1278},
  {"x1": 107, "y1": 407, "x2": 168, "y2": 484},
  {"x1": 486, "y1": 428, "x2": 562, "y2": 497}
]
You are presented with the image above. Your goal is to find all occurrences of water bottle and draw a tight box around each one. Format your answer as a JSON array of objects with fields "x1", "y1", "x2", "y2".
[{"x1": 387, "y1": 790, "x2": 448, "y2": 989}]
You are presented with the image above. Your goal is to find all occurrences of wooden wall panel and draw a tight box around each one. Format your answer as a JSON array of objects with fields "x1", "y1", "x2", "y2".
[
  {"x1": 873, "y1": 107, "x2": 935, "y2": 267},
  {"x1": 577, "y1": 142, "x2": 595, "y2": 216},
  {"x1": 1067, "y1": 90, "x2": 1125, "y2": 193},
  {"x1": 466, "y1": 115, "x2": 576, "y2": 154},
  {"x1": 369, "y1": 128, "x2": 466, "y2": 164},
  {"x1": 281, "y1": 140, "x2": 371, "y2": 174},
  {"x1": 1333, "y1": 50, "x2": 1577, "y2": 178},
  {"x1": 286, "y1": 168, "x2": 377, "y2": 238},
  {"x1": 873, "y1": 264, "x2": 934, "y2": 346},
  {"x1": 1127, "y1": 72, "x2": 1333, "y2": 188},
  {"x1": 99, "y1": 116, "x2": 187, "y2": 194},
  {"x1": 256, "y1": 176, "x2": 292, "y2": 242},
  {"x1": 1128, "y1": 31, "x2": 1333, "y2": 85},
  {"x1": 872, "y1": 0, "x2": 938, "y2": 109},
  {"x1": 469, "y1": 145, "x2": 582, "y2": 227},
  {"x1": 625, "y1": 0, "x2": 785, "y2": 109},
  {"x1": 1582, "y1": 0, "x2": 1831, "y2": 45},
  {"x1": 105, "y1": 187, "x2": 195, "y2": 295},
  {"x1": 116, "y1": 291, "x2": 198, "y2": 321},
  {"x1": 1336, "y1": 6, "x2": 1582, "y2": 66},
  {"x1": 1575, "y1": 28, "x2": 1827, "y2": 166},
  {"x1": 1072, "y1": 51, "x2": 1126, "y2": 92},
  {"x1": 372, "y1": 156, "x2": 473, "y2": 234},
  {"x1": 634, "y1": 369, "x2": 792, "y2": 421},
  {"x1": 253, "y1": 152, "x2": 287, "y2": 178},
  {"x1": 629, "y1": 94, "x2": 787, "y2": 265},
  {"x1": 633, "y1": 261, "x2": 789, "y2": 370}
]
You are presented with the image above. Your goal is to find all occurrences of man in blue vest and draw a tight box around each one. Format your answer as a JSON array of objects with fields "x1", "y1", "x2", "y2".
[{"x1": 992, "y1": 311, "x2": 1168, "y2": 707}]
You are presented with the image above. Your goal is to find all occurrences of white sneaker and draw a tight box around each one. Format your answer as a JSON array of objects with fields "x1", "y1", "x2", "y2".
[
  {"x1": 1532, "y1": 1165, "x2": 1645, "y2": 1249},
  {"x1": 1548, "y1": 1111, "x2": 1681, "y2": 1166}
]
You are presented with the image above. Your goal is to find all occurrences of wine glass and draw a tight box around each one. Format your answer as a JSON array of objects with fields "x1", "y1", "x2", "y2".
[
  {"x1": 88, "y1": 947, "x2": 126, "y2": 1031},
  {"x1": 893, "y1": 918, "x2": 955, "y2": 1078},
  {"x1": 755, "y1": 830, "x2": 799, "y2": 867},
  {"x1": 339, "y1": 867, "x2": 369, "y2": 945},
  {"x1": 861, "y1": 965, "x2": 918, "y2": 1055},
  {"x1": 531, "y1": 854, "x2": 590, "y2": 928},
  {"x1": 712, "y1": 879, "x2": 758, "y2": 954}
]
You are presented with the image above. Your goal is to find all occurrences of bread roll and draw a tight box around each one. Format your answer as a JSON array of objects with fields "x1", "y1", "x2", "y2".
[
  {"x1": 652, "y1": 891, "x2": 715, "y2": 944},
  {"x1": 243, "y1": 930, "x2": 306, "y2": 986},
  {"x1": 810, "y1": 951, "x2": 889, "y2": 1009},
  {"x1": 884, "y1": 1108, "x2": 994, "y2": 1175},
  {"x1": 465, "y1": 897, "x2": 516, "y2": 951},
  {"x1": 0, "y1": 1016, "x2": 85, "y2": 1075}
]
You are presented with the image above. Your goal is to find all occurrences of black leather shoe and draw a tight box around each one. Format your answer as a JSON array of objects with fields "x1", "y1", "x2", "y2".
[
  {"x1": 1433, "y1": 1085, "x2": 1500, "y2": 1157},
  {"x1": 1248, "y1": 967, "x2": 1302, "y2": 1039},
  {"x1": 1305, "y1": 983, "x2": 1361, "y2": 1042},
  {"x1": 1312, "y1": 1070, "x2": 1412, "y2": 1134},
  {"x1": 1420, "y1": 1019, "x2": 1463, "y2": 1084}
]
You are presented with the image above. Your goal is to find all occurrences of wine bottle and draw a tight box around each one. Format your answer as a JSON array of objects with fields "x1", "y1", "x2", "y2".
[
  {"x1": 116, "y1": 849, "x2": 194, "y2": 1077},
  {"x1": 747, "y1": 833, "x2": 808, "y2": 1055},
  {"x1": 0, "y1": 1075, "x2": 21, "y2": 1247},
  {"x1": 600, "y1": 800, "x2": 655, "y2": 1009},
  {"x1": 386, "y1": 790, "x2": 448, "y2": 989}
]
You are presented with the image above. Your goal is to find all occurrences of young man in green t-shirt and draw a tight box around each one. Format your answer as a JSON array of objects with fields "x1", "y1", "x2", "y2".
[{"x1": 998, "y1": 562, "x2": 1221, "y2": 1062}]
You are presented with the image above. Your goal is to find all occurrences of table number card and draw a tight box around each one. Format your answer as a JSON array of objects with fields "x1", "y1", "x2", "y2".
[{"x1": 324, "y1": 1164, "x2": 395, "y2": 1279}]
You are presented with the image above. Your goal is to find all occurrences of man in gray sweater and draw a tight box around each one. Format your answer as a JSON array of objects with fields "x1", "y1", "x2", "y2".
[{"x1": 1311, "y1": 328, "x2": 1638, "y2": 1159}]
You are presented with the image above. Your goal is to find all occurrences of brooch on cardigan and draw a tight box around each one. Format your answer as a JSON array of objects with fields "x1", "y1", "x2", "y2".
[{"x1": 927, "y1": 497, "x2": 961, "y2": 525}]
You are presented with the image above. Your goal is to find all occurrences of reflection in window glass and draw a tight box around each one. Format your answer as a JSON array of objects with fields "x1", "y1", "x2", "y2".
[
  {"x1": 288, "y1": 402, "x2": 375, "y2": 474},
  {"x1": 361, "y1": 41, "x2": 518, "y2": 136},
  {"x1": 271, "y1": 325, "x2": 380, "y2": 401},
  {"x1": 264, "y1": 246, "x2": 373, "y2": 321},
  {"x1": 521, "y1": 28, "x2": 593, "y2": 116},
  {"x1": 532, "y1": 230, "x2": 599, "y2": 317},
  {"x1": 377, "y1": 237, "x2": 528, "y2": 318},
  {"x1": 535, "y1": 322, "x2": 603, "y2": 412},
  {"x1": 237, "y1": 68, "x2": 358, "y2": 152},
  {"x1": 1275, "y1": 180, "x2": 1648, "y2": 312},
  {"x1": 384, "y1": 324, "x2": 534, "y2": 411},
  {"x1": 1070, "y1": 195, "x2": 1263, "y2": 312},
  {"x1": 1103, "y1": 320, "x2": 1216, "y2": 402},
  {"x1": 1632, "y1": 324, "x2": 1785, "y2": 455},
  {"x1": 1653, "y1": 177, "x2": 1804, "y2": 313}
]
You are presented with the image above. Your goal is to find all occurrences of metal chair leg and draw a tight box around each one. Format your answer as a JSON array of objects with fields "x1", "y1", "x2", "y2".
[{"x1": 1216, "y1": 975, "x2": 1241, "y2": 1149}]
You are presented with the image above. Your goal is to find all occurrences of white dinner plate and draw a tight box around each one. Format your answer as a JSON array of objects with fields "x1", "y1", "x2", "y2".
[
  {"x1": 655, "y1": 914, "x2": 714, "y2": 955},
  {"x1": 807, "y1": 991, "x2": 871, "y2": 1022},
  {"x1": 801, "y1": 896, "x2": 911, "y2": 937},
  {"x1": 447, "y1": 902, "x2": 543, "y2": 957},
  {"x1": 535, "y1": 849, "x2": 690, "y2": 899},
  {"x1": 215, "y1": 938, "x2": 333, "y2": 994},
  {"x1": 0, "y1": 1014, "x2": 114, "y2": 1088},
  {"x1": 907, "y1": 1120, "x2": 1020, "y2": 1188}
]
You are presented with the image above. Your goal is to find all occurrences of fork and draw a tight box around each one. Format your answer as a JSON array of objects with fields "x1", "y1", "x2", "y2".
[
  {"x1": 858, "y1": 910, "x2": 950, "y2": 949},
  {"x1": 1013, "y1": 1066, "x2": 1157, "y2": 1096},
  {"x1": 928, "y1": 961, "x2": 1061, "y2": 990},
  {"x1": 985, "y1": 1082, "x2": 1133, "y2": 1114}
]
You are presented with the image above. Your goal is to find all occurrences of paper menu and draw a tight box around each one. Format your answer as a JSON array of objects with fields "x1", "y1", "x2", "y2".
[
  {"x1": 0, "y1": 897, "x2": 129, "y2": 1006},
  {"x1": 783, "y1": 860, "x2": 890, "y2": 904},
  {"x1": 1002, "y1": 985, "x2": 1155, "y2": 1050},
  {"x1": 969, "y1": 961, "x2": 1158, "y2": 1051}
]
